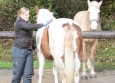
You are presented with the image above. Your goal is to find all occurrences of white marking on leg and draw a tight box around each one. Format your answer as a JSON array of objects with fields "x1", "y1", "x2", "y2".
[
  {"x1": 82, "y1": 62, "x2": 87, "y2": 76},
  {"x1": 90, "y1": 60, "x2": 96, "y2": 75},
  {"x1": 53, "y1": 62, "x2": 58, "y2": 83},
  {"x1": 37, "y1": 52, "x2": 45, "y2": 83},
  {"x1": 87, "y1": 58, "x2": 91, "y2": 70},
  {"x1": 74, "y1": 54, "x2": 80, "y2": 83}
]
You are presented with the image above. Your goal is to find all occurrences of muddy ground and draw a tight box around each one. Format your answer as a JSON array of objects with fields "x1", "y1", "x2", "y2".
[{"x1": 0, "y1": 69, "x2": 115, "y2": 83}]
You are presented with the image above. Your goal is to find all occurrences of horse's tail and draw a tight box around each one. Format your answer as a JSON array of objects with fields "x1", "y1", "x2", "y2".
[{"x1": 64, "y1": 23, "x2": 74, "y2": 83}]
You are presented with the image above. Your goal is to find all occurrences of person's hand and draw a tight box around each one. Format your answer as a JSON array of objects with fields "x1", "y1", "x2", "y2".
[{"x1": 43, "y1": 19, "x2": 52, "y2": 27}]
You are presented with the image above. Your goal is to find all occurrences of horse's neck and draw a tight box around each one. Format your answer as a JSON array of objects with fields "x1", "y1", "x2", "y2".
[
  {"x1": 86, "y1": 11, "x2": 90, "y2": 22},
  {"x1": 39, "y1": 16, "x2": 56, "y2": 24},
  {"x1": 46, "y1": 15, "x2": 56, "y2": 21},
  {"x1": 81, "y1": 11, "x2": 91, "y2": 31}
]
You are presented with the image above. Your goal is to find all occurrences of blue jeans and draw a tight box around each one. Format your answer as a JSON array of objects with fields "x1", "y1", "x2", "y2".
[{"x1": 11, "y1": 47, "x2": 34, "y2": 83}]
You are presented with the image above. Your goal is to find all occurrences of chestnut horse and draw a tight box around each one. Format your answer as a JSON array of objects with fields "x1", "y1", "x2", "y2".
[
  {"x1": 74, "y1": 0, "x2": 103, "y2": 80},
  {"x1": 35, "y1": 7, "x2": 83, "y2": 83}
]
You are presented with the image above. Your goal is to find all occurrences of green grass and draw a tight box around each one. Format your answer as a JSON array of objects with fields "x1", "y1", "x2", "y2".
[
  {"x1": 0, "y1": 60, "x2": 53, "y2": 69},
  {"x1": 0, "y1": 39, "x2": 115, "y2": 70},
  {"x1": 34, "y1": 60, "x2": 53, "y2": 69},
  {"x1": 0, "y1": 62, "x2": 13, "y2": 69},
  {"x1": 1, "y1": 60, "x2": 115, "y2": 71}
]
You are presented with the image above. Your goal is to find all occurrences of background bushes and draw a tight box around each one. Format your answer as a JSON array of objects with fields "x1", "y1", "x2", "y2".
[{"x1": 1, "y1": 0, "x2": 115, "y2": 31}]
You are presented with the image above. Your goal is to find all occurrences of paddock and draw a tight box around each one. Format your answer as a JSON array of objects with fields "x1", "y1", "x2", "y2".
[{"x1": 0, "y1": 31, "x2": 115, "y2": 83}]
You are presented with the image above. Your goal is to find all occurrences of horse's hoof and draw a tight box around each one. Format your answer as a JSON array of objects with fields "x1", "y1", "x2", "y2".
[
  {"x1": 90, "y1": 74, "x2": 97, "y2": 78},
  {"x1": 81, "y1": 75, "x2": 88, "y2": 80}
]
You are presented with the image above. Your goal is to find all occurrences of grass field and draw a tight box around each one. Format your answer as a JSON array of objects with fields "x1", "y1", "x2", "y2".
[
  {"x1": 0, "y1": 38, "x2": 115, "y2": 70},
  {"x1": 0, "y1": 60, "x2": 53, "y2": 69}
]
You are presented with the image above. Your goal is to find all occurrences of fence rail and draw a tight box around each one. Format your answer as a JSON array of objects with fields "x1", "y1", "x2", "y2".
[{"x1": 0, "y1": 31, "x2": 115, "y2": 39}]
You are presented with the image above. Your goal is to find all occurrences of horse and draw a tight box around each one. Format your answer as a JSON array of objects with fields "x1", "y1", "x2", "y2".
[
  {"x1": 35, "y1": 6, "x2": 83, "y2": 83},
  {"x1": 74, "y1": 0, "x2": 103, "y2": 80}
]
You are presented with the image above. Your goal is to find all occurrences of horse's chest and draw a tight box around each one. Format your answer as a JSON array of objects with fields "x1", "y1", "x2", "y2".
[{"x1": 83, "y1": 39, "x2": 95, "y2": 43}]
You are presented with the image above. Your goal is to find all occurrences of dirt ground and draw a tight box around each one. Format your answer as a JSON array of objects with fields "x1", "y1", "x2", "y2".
[{"x1": 0, "y1": 69, "x2": 115, "y2": 83}]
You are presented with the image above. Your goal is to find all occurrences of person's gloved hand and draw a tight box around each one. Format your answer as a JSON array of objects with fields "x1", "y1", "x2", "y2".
[{"x1": 43, "y1": 20, "x2": 52, "y2": 27}]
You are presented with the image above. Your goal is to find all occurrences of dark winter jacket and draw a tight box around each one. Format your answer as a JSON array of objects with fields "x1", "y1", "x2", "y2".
[{"x1": 14, "y1": 17, "x2": 43, "y2": 49}]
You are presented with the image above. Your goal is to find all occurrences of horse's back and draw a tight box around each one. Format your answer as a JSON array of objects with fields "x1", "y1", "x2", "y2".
[
  {"x1": 53, "y1": 18, "x2": 80, "y2": 26},
  {"x1": 49, "y1": 18, "x2": 80, "y2": 39},
  {"x1": 49, "y1": 18, "x2": 82, "y2": 39}
]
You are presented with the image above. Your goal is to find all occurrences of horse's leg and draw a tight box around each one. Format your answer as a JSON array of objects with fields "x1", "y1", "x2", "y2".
[
  {"x1": 74, "y1": 53, "x2": 80, "y2": 83},
  {"x1": 51, "y1": 52, "x2": 66, "y2": 83},
  {"x1": 53, "y1": 61, "x2": 58, "y2": 83},
  {"x1": 54, "y1": 58, "x2": 66, "y2": 83},
  {"x1": 90, "y1": 39, "x2": 98, "y2": 78},
  {"x1": 49, "y1": 42, "x2": 65, "y2": 82},
  {"x1": 81, "y1": 42, "x2": 88, "y2": 80},
  {"x1": 37, "y1": 52, "x2": 45, "y2": 83},
  {"x1": 87, "y1": 58, "x2": 91, "y2": 69},
  {"x1": 87, "y1": 44, "x2": 91, "y2": 71}
]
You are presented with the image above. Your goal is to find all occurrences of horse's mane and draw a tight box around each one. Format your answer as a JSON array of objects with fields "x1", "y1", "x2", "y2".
[{"x1": 37, "y1": 8, "x2": 55, "y2": 24}]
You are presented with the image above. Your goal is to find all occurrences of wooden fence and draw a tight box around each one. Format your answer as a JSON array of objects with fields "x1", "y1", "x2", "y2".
[{"x1": 0, "y1": 31, "x2": 115, "y2": 39}]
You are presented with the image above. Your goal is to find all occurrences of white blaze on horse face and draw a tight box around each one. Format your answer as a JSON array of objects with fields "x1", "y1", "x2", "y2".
[
  {"x1": 88, "y1": 7, "x2": 100, "y2": 30},
  {"x1": 36, "y1": 9, "x2": 54, "y2": 24},
  {"x1": 87, "y1": 0, "x2": 102, "y2": 30}
]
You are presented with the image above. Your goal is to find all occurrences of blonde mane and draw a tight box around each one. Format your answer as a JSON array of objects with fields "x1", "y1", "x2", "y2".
[{"x1": 36, "y1": 9, "x2": 55, "y2": 24}]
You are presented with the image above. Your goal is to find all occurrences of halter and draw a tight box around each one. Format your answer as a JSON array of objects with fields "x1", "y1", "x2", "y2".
[
  {"x1": 90, "y1": 19, "x2": 98, "y2": 24},
  {"x1": 90, "y1": 19, "x2": 99, "y2": 30}
]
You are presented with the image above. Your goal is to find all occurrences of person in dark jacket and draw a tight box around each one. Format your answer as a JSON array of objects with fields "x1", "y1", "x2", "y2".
[{"x1": 11, "y1": 7, "x2": 51, "y2": 83}]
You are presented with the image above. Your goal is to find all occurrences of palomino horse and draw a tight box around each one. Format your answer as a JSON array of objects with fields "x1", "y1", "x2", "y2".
[
  {"x1": 74, "y1": 0, "x2": 103, "y2": 80},
  {"x1": 35, "y1": 6, "x2": 83, "y2": 83}
]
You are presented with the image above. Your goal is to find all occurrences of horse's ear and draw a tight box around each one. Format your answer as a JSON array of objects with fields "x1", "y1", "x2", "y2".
[
  {"x1": 87, "y1": 0, "x2": 90, "y2": 4},
  {"x1": 87, "y1": 0, "x2": 91, "y2": 6},
  {"x1": 99, "y1": 0, "x2": 103, "y2": 6},
  {"x1": 35, "y1": 6, "x2": 39, "y2": 14},
  {"x1": 48, "y1": 6, "x2": 52, "y2": 11}
]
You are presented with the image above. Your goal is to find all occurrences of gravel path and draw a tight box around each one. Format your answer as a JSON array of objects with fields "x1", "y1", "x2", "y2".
[{"x1": 0, "y1": 69, "x2": 115, "y2": 83}]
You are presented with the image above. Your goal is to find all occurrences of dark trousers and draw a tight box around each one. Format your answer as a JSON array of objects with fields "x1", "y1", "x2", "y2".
[{"x1": 11, "y1": 47, "x2": 34, "y2": 83}]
